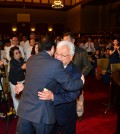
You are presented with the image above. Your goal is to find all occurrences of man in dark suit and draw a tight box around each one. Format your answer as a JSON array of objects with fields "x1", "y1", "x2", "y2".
[
  {"x1": 15, "y1": 38, "x2": 84, "y2": 134},
  {"x1": 63, "y1": 32, "x2": 91, "y2": 118},
  {"x1": 38, "y1": 40, "x2": 84, "y2": 134}
]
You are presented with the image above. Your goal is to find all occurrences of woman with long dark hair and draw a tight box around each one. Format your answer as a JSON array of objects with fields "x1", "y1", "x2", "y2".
[{"x1": 31, "y1": 42, "x2": 40, "y2": 55}]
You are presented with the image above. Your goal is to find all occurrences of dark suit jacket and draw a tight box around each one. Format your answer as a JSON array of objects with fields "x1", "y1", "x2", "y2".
[
  {"x1": 73, "y1": 46, "x2": 91, "y2": 77},
  {"x1": 17, "y1": 51, "x2": 83, "y2": 124},
  {"x1": 54, "y1": 62, "x2": 82, "y2": 126}
]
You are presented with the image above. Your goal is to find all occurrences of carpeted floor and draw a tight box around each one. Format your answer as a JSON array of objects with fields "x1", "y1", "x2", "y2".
[
  {"x1": 76, "y1": 76, "x2": 117, "y2": 134},
  {"x1": 0, "y1": 75, "x2": 117, "y2": 134}
]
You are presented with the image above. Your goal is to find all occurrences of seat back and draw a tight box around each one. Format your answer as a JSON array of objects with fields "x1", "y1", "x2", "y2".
[
  {"x1": 111, "y1": 63, "x2": 120, "y2": 72},
  {"x1": 97, "y1": 58, "x2": 109, "y2": 75}
]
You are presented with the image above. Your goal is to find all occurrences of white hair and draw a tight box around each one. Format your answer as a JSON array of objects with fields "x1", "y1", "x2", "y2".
[{"x1": 57, "y1": 40, "x2": 75, "y2": 55}]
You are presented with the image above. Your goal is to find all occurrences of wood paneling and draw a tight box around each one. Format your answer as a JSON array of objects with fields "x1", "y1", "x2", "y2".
[
  {"x1": 17, "y1": 22, "x2": 30, "y2": 35},
  {"x1": 41, "y1": 0, "x2": 48, "y2": 3},
  {"x1": 35, "y1": 23, "x2": 48, "y2": 34},
  {"x1": 0, "y1": 22, "x2": 12, "y2": 35},
  {"x1": 53, "y1": 23, "x2": 64, "y2": 35}
]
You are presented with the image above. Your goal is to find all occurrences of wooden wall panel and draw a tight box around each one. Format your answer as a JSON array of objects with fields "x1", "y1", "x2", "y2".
[
  {"x1": 35, "y1": 23, "x2": 48, "y2": 34},
  {"x1": 53, "y1": 23, "x2": 64, "y2": 36},
  {"x1": 0, "y1": 22, "x2": 12, "y2": 35},
  {"x1": 17, "y1": 22, "x2": 30, "y2": 35},
  {"x1": 41, "y1": 0, "x2": 48, "y2": 4}
]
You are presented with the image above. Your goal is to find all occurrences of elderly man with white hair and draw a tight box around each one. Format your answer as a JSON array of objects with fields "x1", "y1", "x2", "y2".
[{"x1": 38, "y1": 40, "x2": 84, "y2": 134}]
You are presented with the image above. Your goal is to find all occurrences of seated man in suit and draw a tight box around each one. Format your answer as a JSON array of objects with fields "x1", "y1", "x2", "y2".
[
  {"x1": 14, "y1": 37, "x2": 84, "y2": 134},
  {"x1": 38, "y1": 40, "x2": 84, "y2": 134}
]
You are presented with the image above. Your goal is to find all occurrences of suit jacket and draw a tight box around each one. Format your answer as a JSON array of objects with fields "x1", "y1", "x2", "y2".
[
  {"x1": 73, "y1": 46, "x2": 91, "y2": 77},
  {"x1": 54, "y1": 62, "x2": 82, "y2": 126},
  {"x1": 17, "y1": 51, "x2": 83, "y2": 124}
]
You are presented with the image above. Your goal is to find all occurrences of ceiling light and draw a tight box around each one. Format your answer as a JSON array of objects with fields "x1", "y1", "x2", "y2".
[{"x1": 52, "y1": 0, "x2": 64, "y2": 9}]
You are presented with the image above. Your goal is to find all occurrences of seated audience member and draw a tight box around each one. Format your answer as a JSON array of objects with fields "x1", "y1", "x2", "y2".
[
  {"x1": 38, "y1": 40, "x2": 84, "y2": 134},
  {"x1": 9, "y1": 47, "x2": 26, "y2": 114}
]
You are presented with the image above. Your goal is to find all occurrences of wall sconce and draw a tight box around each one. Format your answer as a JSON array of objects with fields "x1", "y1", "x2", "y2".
[
  {"x1": 48, "y1": 27, "x2": 53, "y2": 32},
  {"x1": 12, "y1": 27, "x2": 17, "y2": 32},
  {"x1": 31, "y1": 27, "x2": 35, "y2": 32}
]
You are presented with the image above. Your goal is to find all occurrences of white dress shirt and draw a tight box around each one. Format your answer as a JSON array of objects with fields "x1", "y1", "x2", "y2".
[
  {"x1": 20, "y1": 40, "x2": 30, "y2": 60},
  {"x1": 26, "y1": 46, "x2": 33, "y2": 60}
]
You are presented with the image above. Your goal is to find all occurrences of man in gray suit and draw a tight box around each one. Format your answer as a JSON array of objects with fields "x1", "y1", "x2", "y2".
[{"x1": 15, "y1": 38, "x2": 84, "y2": 134}]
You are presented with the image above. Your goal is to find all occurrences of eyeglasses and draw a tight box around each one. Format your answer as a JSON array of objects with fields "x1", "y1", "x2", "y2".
[{"x1": 54, "y1": 52, "x2": 70, "y2": 58}]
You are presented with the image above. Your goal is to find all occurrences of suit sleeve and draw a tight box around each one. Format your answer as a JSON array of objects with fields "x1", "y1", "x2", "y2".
[
  {"x1": 54, "y1": 73, "x2": 81, "y2": 106},
  {"x1": 54, "y1": 90, "x2": 80, "y2": 106},
  {"x1": 54, "y1": 61, "x2": 83, "y2": 91}
]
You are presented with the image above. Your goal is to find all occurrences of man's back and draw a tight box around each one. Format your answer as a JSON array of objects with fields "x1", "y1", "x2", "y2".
[
  {"x1": 18, "y1": 51, "x2": 60, "y2": 124},
  {"x1": 18, "y1": 51, "x2": 82, "y2": 124}
]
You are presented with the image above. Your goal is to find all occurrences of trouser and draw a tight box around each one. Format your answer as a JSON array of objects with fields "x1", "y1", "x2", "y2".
[
  {"x1": 16, "y1": 117, "x2": 54, "y2": 134},
  {"x1": 116, "y1": 107, "x2": 120, "y2": 134},
  {"x1": 76, "y1": 91, "x2": 84, "y2": 117},
  {"x1": 9, "y1": 82, "x2": 19, "y2": 113},
  {"x1": 53, "y1": 119, "x2": 76, "y2": 134}
]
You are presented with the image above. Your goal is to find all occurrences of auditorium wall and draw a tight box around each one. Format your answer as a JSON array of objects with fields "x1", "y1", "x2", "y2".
[{"x1": 0, "y1": 1, "x2": 120, "y2": 35}]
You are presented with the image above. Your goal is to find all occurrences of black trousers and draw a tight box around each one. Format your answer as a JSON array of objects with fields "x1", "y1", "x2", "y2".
[
  {"x1": 53, "y1": 118, "x2": 76, "y2": 134},
  {"x1": 16, "y1": 117, "x2": 54, "y2": 134},
  {"x1": 116, "y1": 107, "x2": 120, "y2": 134}
]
